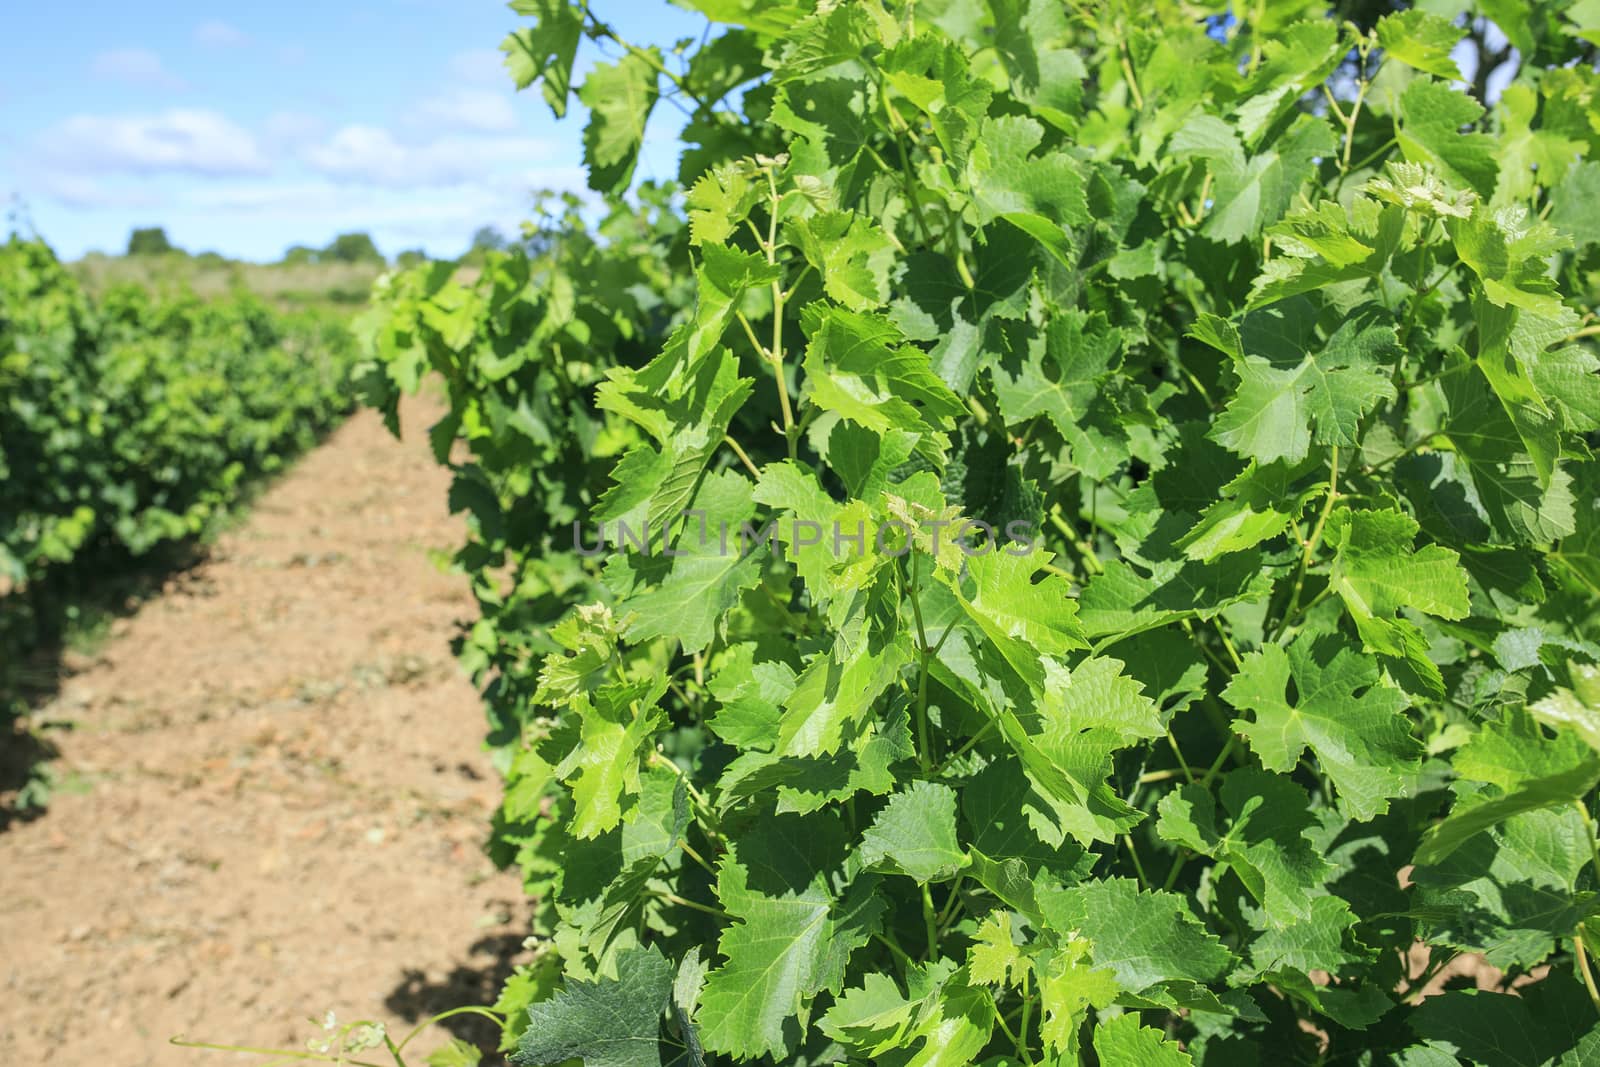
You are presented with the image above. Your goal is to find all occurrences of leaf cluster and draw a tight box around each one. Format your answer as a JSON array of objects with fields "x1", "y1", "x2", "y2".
[{"x1": 361, "y1": 0, "x2": 1600, "y2": 1062}]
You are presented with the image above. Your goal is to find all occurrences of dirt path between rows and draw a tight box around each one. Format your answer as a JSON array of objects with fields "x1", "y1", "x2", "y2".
[{"x1": 0, "y1": 397, "x2": 529, "y2": 1066}]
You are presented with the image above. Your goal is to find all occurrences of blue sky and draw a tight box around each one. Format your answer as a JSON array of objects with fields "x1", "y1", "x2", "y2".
[{"x1": 0, "y1": 1, "x2": 707, "y2": 261}]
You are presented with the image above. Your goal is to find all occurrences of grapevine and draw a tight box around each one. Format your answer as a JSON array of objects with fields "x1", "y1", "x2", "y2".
[{"x1": 359, "y1": 1, "x2": 1600, "y2": 1062}]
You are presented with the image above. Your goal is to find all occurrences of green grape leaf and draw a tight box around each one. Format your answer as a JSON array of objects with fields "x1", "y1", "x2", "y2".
[
  {"x1": 942, "y1": 544, "x2": 1088, "y2": 683},
  {"x1": 1395, "y1": 79, "x2": 1498, "y2": 198},
  {"x1": 555, "y1": 764, "x2": 688, "y2": 962},
  {"x1": 1416, "y1": 762, "x2": 1600, "y2": 867},
  {"x1": 1209, "y1": 307, "x2": 1399, "y2": 465},
  {"x1": 579, "y1": 49, "x2": 661, "y2": 194},
  {"x1": 596, "y1": 345, "x2": 755, "y2": 532},
  {"x1": 1222, "y1": 635, "x2": 1420, "y2": 821},
  {"x1": 968, "y1": 910, "x2": 1029, "y2": 987},
  {"x1": 1177, "y1": 460, "x2": 1310, "y2": 561},
  {"x1": 1092, "y1": 1011, "x2": 1195, "y2": 1066},
  {"x1": 787, "y1": 211, "x2": 896, "y2": 311},
  {"x1": 718, "y1": 707, "x2": 914, "y2": 814},
  {"x1": 821, "y1": 960, "x2": 996, "y2": 1061},
  {"x1": 503, "y1": 0, "x2": 585, "y2": 116},
  {"x1": 510, "y1": 944, "x2": 675, "y2": 1067},
  {"x1": 1375, "y1": 9, "x2": 1466, "y2": 80},
  {"x1": 1326, "y1": 507, "x2": 1470, "y2": 690},
  {"x1": 1171, "y1": 113, "x2": 1337, "y2": 244},
  {"x1": 1026, "y1": 657, "x2": 1167, "y2": 845},
  {"x1": 1040, "y1": 877, "x2": 1235, "y2": 993},
  {"x1": 1077, "y1": 554, "x2": 1272, "y2": 640},
  {"x1": 609, "y1": 470, "x2": 767, "y2": 653},
  {"x1": 1037, "y1": 937, "x2": 1120, "y2": 1058},
  {"x1": 1244, "y1": 895, "x2": 1364, "y2": 979},
  {"x1": 697, "y1": 817, "x2": 885, "y2": 1060},
  {"x1": 687, "y1": 159, "x2": 763, "y2": 247},
  {"x1": 1531, "y1": 663, "x2": 1600, "y2": 755},
  {"x1": 1441, "y1": 359, "x2": 1577, "y2": 545},
  {"x1": 1157, "y1": 767, "x2": 1332, "y2": 927},
  {"x1": 555, "y1": 677, "x2": 669, "y2": 839},
  {"x1": 801, "y1": 304, "x2": 965, "y2": 464},
  {"x1": 966, "y1": 114, "x2": 1089, "y2": 259},
  {"x1": 1409, "y1": 988, "x2": 1600, "y2": 1067},
  {"x1": 858, "y1": 779, "x2": 968, "y2": 884},
  {"x1": 775, "y1": 583, "x2": 914, "y2": 757},
  {"x1": 989, "y1": 310, "x2": 1132, "y2": 478}
]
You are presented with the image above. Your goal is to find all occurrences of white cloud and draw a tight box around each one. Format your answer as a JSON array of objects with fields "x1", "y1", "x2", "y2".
[
  {"x1": 300, "y1": 125, "x2": 558, "y2": 187},
  {"x1": 263, "y1": 111, "x2": 329, "y2": 149},
  {"x1": 29, "y1": 173, "x2": 163, "y2": 211},
  {"x1": 413, "y1": 87, "x2": 520, "y2": 133},
  {"x1": 194, "y1": 20, "x2": 250, "y2": 48},
  {"x1": 40, "y1": 110, "x2": 269, "y2": 176},
  {"x1": 90, "y1": 48, "x2": 187, "y2": 91}
]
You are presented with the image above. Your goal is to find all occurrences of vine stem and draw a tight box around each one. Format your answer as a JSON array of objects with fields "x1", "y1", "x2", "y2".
[
  {"x1": 734, "y1": 309, "x2": 765, "y2": 358},
  {"x1": 874, "y1": 931, "x2": 914, "y2": 968},
  {"x1": 1276, "y1": 445, "x2": 1340, "y2": 640},
  {"x1": 761, "y1": 165, "x2": 798, "y2": 460},
  {"x1": 1399, "y1": 221, "x2": 1449, "y2": 348},
  {"x1": 723, "y1": 434, "x2": 761, "y2": 479},
  {"x1": 1338, "y1": 75, "x2": 1369, "y2": 170},
  {"x1": 1327, "y1": 43, "x2": 1381, "y2": 200},
  {"x1": 1578, "y1": 937, "x2": 1600, "y2": 1019},
  {"x1": 1119, "y1": 40, "x2": 1144, "y2": 110},
  {"x1": 1123, "y1": 833, "x2": 1152, "y2": 888},
  {"x1": 1162, "y1": 839, "x2": 1193, "y2": 891},
  {"x1": 1573, "y1": 798, "x2": 1600, "y2": 1019},
  {"x1": 679, "y1": 838, "x2": 717, "y2": 876},
  {"x1": 1049, "y1": 508, "x2": 1102, "y2": 577},
  {"x1": 906, "y1": 551, "x2": 935, "y2": 773},
  {"x1": 1017, "y1": 969, "x2": 1036, "y2": 1065},
  {"x1": 648, "y1": 890, "x2": 729, "y2": 919},
  {"x1": 991, "y1": 1008, "x2": 1025, "y2": 1061},
  {"x1": 930, "y1": 720, "x2": 995, "y2": 777},
  {"x1": 1165, "y1": 730, "x2": 1196, "y2": 783},
  {"x1": 1363, "y1": 432, "x2": 1442, "y2": 476},
  {"x1": 1200, "y1": 737, "x2": 1238, "y2": 787},
  {"x1": 935, "y1": 873, "x2": 966, "y2": 932},
  {"x1": 921, "y1": 883, "x2": 940, "y2": 960},
  {"x1": 869, "y1": 72, "x2": 936, "y2": 251},
  {"x1": 649, "y1": 749, "x2": 724, "y2": 845},
  {"x1": 1213, "y1": 619, "x2": 1243, "y2": 670},
  {"x1": 393, "y1": 1007, "x2": 505, "y2": 1056}
]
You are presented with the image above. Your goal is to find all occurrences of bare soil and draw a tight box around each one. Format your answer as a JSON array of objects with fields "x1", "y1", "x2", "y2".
[{"x1": 0, "y1": 397, "x2": 528, "y2": 1066}]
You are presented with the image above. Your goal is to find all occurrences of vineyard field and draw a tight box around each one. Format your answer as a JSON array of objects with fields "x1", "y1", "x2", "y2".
[{"x1": 6, "y1": 0, "x2": 1600, "y2": 1064}]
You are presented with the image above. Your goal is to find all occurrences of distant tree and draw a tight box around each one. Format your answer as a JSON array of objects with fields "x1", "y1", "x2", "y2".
[
  {"x1": 470, "y1": 225, "x2": 509, "y2": 252},
  {"x1": 127, "y1": 227, "x2": 176, "y2": 256},
  {"x1": 323, "y1": 232, "x2": 382, "y2": 263},
  {"x1": 281, "y1": 245, "x2": 319, "y2": 266},
  {"x1": 394, "y1": 248, "x2": 429, "y2": 268}
]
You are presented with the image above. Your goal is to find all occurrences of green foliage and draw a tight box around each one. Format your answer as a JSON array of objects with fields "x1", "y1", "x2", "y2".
[
  {"x1": 1, "y1": 235, "x2": 356, "y2": 702},
  {"x1": 126, "y1": 226, "x2": 177, "y2": 256},
  {"x1": 323, "y1": 231, "x2": 383, "y2": 263},
  {"x1": 360, "y1": 0, "x2": 1600, "y2": 1062}
]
